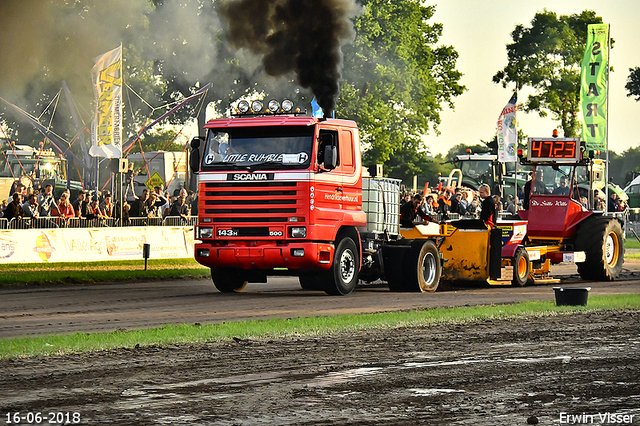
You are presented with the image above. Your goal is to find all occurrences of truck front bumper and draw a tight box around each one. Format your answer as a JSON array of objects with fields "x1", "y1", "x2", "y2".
[{"x1": 194, "y1": 241, "x2": 335, "y2": 271}]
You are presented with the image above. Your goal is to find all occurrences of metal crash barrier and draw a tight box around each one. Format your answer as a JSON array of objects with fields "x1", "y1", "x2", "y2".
[{"x1": 5, "y1": 216, "x2": 199, "y2": 229}]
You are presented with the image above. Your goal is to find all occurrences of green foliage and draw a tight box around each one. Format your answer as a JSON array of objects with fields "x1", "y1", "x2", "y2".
[
  {"x1": 626, "y1": 67, "x2": 640, "y2": 101},
  {"x1": 493, "y1": 9, "x2": 608, "y2": 137},
  {"x1": 383, "y1": 139, "x2": 452, "y2": 188},
  {"x1": 338, "y1": 0, "x2": 465, "y2": 167},
  {"x1": 609, "y1": 146, "x2": 640, "y2": 186},
  {"x1": 445, "y1": 143, "x2": 491, "y2": 162}
]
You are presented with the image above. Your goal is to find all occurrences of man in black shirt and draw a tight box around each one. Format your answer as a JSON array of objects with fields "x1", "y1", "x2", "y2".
[
  {"x1": 4, "y1": 192, "x2": 25, "y2": 222},
  {"x1": 400, "y1": 193, "x2": 432, "y2": 228},
  {"x1": 478, "y1": 184, "x2": 497, "y2": 228}
]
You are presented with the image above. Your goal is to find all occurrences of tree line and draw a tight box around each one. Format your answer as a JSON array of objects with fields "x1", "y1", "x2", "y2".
[{"x1": 0, "y1": 2, "x2": 638, "y2": 188}]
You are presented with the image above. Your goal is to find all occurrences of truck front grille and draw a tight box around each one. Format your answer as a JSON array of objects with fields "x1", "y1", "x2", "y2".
[{"x1": 202, "y1": 181, "x2": 303, "y2": 225}]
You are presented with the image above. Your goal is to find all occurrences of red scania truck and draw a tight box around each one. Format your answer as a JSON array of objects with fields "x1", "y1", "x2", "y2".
[
  {"x1": 189, "y1": 99, "x2": 395, "y2": 295},
  {"x1": 189, "y1": 99, "x2": 546, "y2": 295}
]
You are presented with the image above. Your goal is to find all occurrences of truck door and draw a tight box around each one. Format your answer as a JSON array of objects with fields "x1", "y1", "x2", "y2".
[
  {"x1": 313, "y1": 130, "x2": 343, "y2": 237},
  {"x1": 338, "y1": 129, "x2": 361, "y2": 213}
]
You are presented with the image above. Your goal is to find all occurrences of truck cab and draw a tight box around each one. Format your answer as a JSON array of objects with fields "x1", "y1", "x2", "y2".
[{"x1": 191, "y1": 101, "x2": 366, "y2": 295}]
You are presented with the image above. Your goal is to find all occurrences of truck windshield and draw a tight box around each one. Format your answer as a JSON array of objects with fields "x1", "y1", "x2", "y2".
[{"x1": 201, "y1": 126, "x2": 313, "y2": 171}]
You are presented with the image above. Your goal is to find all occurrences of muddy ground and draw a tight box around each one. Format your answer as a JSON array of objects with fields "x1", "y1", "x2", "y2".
[{"x1": 1, "y1": 310, "x2": 638, "y2": 425}]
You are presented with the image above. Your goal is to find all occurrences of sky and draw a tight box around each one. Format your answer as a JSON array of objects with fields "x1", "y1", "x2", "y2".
[{"x1": 422, "y1": 0, "x2": 640, "y2": 156}]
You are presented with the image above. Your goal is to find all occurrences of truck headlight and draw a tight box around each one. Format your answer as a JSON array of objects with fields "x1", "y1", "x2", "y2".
[
  {"x1": 199, "y1": 227, "x2": 213, "y2": 239},
  {"x1": 289, "y1": 227, "x2": 307, "y2": 238}
]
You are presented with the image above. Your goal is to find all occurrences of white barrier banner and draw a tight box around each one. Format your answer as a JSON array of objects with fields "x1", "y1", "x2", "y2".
[{"x1": 0, "y1": 227, "x2": 194, "y2": 264}]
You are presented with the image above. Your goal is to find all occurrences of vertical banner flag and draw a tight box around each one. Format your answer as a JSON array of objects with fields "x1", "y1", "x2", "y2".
[
  {"x1": 90, "y1": 45, "x2": 123, "y2": 158},
  {"x1": 580, "y1": 24, "x2": 609, "y2": 151},
  {"x1": 497, "y1": 91, "x2": 518, "y2": 162}
]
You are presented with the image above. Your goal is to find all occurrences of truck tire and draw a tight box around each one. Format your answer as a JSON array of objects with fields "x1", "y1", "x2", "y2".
[
  {"x1": 388, "y1": 240, "x2": 441, "y2": 292},
  {"x1": 324, "y1": 237, "x2": 359, "y2": 296},
  {"x1": 575, "y1": 216, "x2": 624, "y2": 281},
  {"x1": 511, "y1": 247, "x2": 530, "y2": 287},
  {"x1": 211, "y1": 268, "x2": 248, "y2": 293}
]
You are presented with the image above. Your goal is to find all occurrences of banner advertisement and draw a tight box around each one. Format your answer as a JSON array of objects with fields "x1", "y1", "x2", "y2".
[
  {"x1": 0, "y1": 226, "x2": 194, "y2": 264},
  {"x1": 580, "y1": 24, "x2": 609, "y2": 152},
  {"x1": 90, "y1": 45, "x2": 123, "y2": 159},
  {"x1": 497, "y1": 91, "x2": 518, "y2": 163}
]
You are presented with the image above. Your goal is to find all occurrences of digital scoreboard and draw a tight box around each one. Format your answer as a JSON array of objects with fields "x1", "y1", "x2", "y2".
[{"x1": 527, "y1": 137, "x2": 581, "y2": 162}]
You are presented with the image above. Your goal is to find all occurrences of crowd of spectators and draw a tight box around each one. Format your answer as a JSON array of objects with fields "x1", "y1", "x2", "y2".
[{"x1": 0, "y1": 180, "x2": 198, "y2": 226}]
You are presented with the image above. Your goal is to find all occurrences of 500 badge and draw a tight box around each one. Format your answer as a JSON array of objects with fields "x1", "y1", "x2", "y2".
[{"x1": 269, "y1": 230, "x2": 283, "y2": 236}]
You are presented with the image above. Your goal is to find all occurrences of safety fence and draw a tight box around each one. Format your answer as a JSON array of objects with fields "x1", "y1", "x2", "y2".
[{"x1": 0, "y1": 216, "x2": 198, "y2": 230}]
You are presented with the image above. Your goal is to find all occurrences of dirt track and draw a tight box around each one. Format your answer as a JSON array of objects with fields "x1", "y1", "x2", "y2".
[
  {"x1": 1, "y1": 310, "x2": 638, "y2": 425},
  {"x1": 1, "y1": 262, "x2": 640, "y2": 339}
]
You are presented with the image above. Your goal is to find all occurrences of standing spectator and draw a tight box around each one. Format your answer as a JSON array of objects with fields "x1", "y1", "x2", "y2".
[
  {"x1": 423, "y1": 195, "x2": 436, "y2": 215},
  {"x1": 37, "y1": 184, "x2": 56, "y2": 217},
  {"x1": 146, "y1": 192, "x2": 160, "y2": 217},
  {"x1": 4, "y1": 192, "x2": 25, "y2": 222},
  {"x1": 457, "y1": 192, "x2": 469, "y2": 215},
  {"x1": 100, "y1": 195, "x2": 114, "y2": 217},
  {"x1": 168, "y1": 196, "x2": 191, "y2": 220},
  {"x1": 73, "y1": 191, "x2": 87, "y2": 217},
  {"x1": 0, "y1": 199, "x2": 7, "y2": 217},
  {"x1": 505, "y1": 195, "x2": 518, "y2": 215},
  {"x1": 53, "y1": 193, "x2": 75, "y2": 218},
  {"x1": 478, "y1": 184, "x2": 497, "y2": 228},
  {"x1": 450, "y1": 190, "x2": 460, "y2": 215},
  {"x1": 189, "y1": 190, "x2": 198, "y2": 216},
  {"x1": 608, "y1": 192, "x2": 620, "y2": 212},
  {"x1": 86, "y1": 198, "x2": 106, "y2": 220},
  {"x1": 437, "y1": 190, "x2": 452, "y2": 220},
  {"x1": 153, "y1": 186, "x2": 170, "y2": 218},
  {"x1": 130, "y1": 189, "x2": 149, "y2": 217},
  {"x1": 21, "y1": 193, "x2": 40, "y2": 218}
]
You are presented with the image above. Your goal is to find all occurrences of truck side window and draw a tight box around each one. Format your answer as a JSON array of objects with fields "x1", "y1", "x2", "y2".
[{"x1": 318, "y1": 131, "x2": 339, "y2": 168}]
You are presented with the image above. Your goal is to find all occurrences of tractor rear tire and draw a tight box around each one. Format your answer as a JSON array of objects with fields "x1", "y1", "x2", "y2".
[
  {"x1": 324, "y1": 237, "x2": 359, "y2": 296},
  {"x1": 575, "y1": 216, "x2": 624, "y2": 281},
  {"x1": 211, "y1": 268, "x2": 248, "y2": 293},
  {"x1": 511, "y1": 247, "x2": 530, "y2": 287}
]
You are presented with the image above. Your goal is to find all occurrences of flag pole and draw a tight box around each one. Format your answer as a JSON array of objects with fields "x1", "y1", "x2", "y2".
[
  {"x1": 605, "y1": 25, "x2": 611, "y2": 205},
  {"x1": 514, "y1": 83, "x2": 519, "y2": 207}
]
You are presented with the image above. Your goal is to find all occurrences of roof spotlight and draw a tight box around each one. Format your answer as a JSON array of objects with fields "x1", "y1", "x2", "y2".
[
  {"x1": 251, "y1": 100, "x2": 263, "y2": 112},
  {"x1": 267, "y1": 99, "x2": 280, "y2": 113},
  {"x1": 281, "y1": 99, "x2": 294, "y2": 113},
  {"x1": 237, "y1": 100, "x2": 250, "y2": 113}
]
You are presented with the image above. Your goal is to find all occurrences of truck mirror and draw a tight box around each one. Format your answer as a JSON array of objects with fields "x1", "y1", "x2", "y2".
[
  {"x1": 190, "y1": 136, "x2": 202, "y2": 149},
  {"x1": 189, "y1": 138, "x2": 202, "y2": 174},
  {"x1": 324, "y1": 145, "x2": 338, "y2": 170}
]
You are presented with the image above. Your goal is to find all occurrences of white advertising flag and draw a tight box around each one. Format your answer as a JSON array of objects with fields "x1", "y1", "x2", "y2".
[
  {"x1": 497, "y1": 91, "x2": 517, "y2": 163},
  {"x1": 90, "y1": 45, "x2": 123, "y2": 158}
]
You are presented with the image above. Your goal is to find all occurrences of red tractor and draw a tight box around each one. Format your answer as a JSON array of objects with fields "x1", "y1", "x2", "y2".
[{"x1": 518, "y1": 137, "x2": 625, "y2": 282}]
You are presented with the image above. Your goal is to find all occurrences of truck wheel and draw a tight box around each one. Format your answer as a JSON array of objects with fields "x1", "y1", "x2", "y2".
[
  {"x1": 407, "y1": 240, "x2": 441, "y2": 292},
  {"x1": 511, "y1": 247, "x2": 530, "y2": 287},
  {"x1": 324, "y1": 237, "x2": 359, "y2": 296},
  {"x1": 575, "y1": 217, "x2": 624, "y2": 281},
  {"x1": 211, "y1": 268, "x2": 248, "y2": 293}
]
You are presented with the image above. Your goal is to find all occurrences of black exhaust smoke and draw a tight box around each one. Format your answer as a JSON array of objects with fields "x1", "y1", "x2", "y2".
[{"x1": 219, "y1": 0, "x2": 358, "y2": 114}]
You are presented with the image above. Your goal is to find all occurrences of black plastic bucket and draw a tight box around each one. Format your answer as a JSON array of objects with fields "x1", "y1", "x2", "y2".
[{"x1": 553, "y1": 287, "x2": 591, "y2": 306}]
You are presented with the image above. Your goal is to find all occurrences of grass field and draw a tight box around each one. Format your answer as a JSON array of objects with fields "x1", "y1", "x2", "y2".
[
  {"x1": 1, "y1": 294, "x2": 639, "y2": 359},
  {"x1": 0, "y1": 258, "x2": 209, "y2": 286}
]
